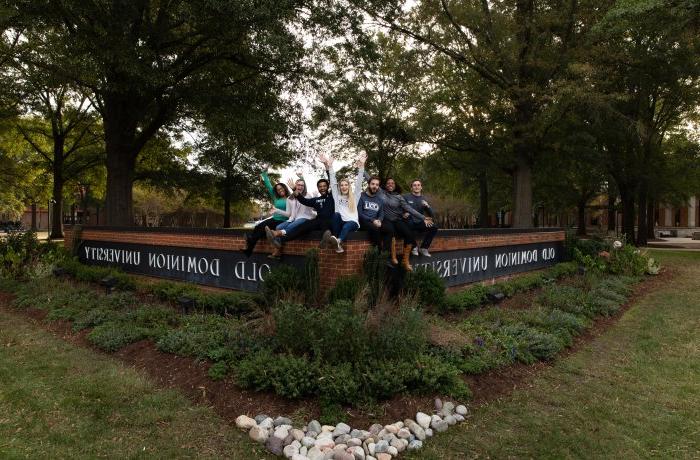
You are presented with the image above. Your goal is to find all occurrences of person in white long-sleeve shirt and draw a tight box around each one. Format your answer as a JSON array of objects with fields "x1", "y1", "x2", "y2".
[{"x1": 319, "y1": 153, "x2": 365, "y2": 254}]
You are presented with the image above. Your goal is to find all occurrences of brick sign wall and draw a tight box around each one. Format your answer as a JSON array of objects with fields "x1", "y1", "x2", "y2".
[{"x1": 65, "y1": 226, "x2": 566, "y2": 293}]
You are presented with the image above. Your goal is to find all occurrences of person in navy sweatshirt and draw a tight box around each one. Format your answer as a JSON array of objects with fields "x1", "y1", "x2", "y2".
[
  {"x1": 358, "y1": 175, "x2": 392, "y2": 252},
  {"x1": 403, "y1": 179, "x2": 438, "y2": 257}
]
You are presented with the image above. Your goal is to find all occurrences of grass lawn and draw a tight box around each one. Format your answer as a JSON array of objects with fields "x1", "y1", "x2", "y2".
[
  {"x1": 1, "y1": 250, "x2": 698, "y2": 459},
  {"x1": 409, "y1": 250, "x2": 700, "y2": 459},
  {"x1": 0, "y1": 309, "x2": 271, "y2": 459}
]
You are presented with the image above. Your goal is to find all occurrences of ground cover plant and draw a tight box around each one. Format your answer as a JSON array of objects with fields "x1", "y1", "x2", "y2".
[{"x1": 0, "y1": 232, "x2": 660, "y2": 424}]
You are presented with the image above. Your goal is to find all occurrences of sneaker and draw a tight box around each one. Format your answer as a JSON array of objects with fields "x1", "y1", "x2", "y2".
[
  {"x1": 329, "y1": 235, "x2": 339, "y2": 249},
  {"x1": 335, "y1": 241, "x2": 344, "y2": 253},
  {"x1": 320, "y1": 230, "x2": 333, "y2": 249},
  {"x1": 419, "y1": 248, "x2": 431, "y2": 257},
  {"x1": 411, "y1": 247, "x2": 419, "y2": 256},
  {"x1": 264, "y1": 226, "x2": 275, "y2": 244}
]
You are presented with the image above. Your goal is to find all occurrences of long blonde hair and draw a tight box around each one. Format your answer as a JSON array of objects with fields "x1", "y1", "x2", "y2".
[{"x1": 339, "y1": 178, "x2": 356, "y2": 213}]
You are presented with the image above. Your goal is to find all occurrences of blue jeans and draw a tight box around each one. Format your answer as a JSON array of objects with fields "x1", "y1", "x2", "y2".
[
  {"x1": 277, "y1": 218, "x2": 309, "y2": 235},
  {"x1": 332, "y1": 213, "x2": 359, "y2": 242}
]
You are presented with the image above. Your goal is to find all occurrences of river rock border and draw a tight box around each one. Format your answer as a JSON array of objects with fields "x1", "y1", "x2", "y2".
[{"x1": 235, "y1": 398, "x2": 469, "y2": 460}]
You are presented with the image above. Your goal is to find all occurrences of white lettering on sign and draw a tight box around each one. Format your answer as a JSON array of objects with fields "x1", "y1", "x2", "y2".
[
  {"x1": 83, "y1": 246, "x2": 141, "y2": 266},
  {"x1": 495, "y1": 249, "x2": 538, "y2": 269},
  {"x1": 146, "y1": 252, "x2": 220, "y2": 277},
  {"x1": 415, "y1": 255, "x2": 488, "y2": 279},
  {"x1": 234, "y1": 261, "x2": 271, "y2": 282}
]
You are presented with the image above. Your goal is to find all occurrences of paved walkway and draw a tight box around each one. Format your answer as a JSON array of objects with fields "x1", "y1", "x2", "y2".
[{"x1": 648, "y1": 237, "x2": 700, "y2": 250}]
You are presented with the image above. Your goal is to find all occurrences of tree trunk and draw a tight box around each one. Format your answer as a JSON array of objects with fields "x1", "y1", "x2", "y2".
[
  {"x1": 30, "y1": 202, "x2": 37, "y2": 231},
  {"x1": 607, "y1": 192, "x2": 616, "y2": 232},
  {"x1": 50, "y1": 151, "x2": 64, "y2": 239},
  {"x1": 103, "y1": 98, "x2": 138, "y2": 226},
  {"x1": 577, "y1": 200, "x2": 587, "y2": 236},
  {"x1": 620, "y1": 190, "x2": 635, "y2": 243},
  {"x1": 646, "y1": 199, "x2": 655, "y2": 240},
  {"x1": 223, "y1": 192, "x2": 232, "y2": 228},
  {"x1": 511, "y1": 154, "x2": 533, "y2": 228},
  {"x1": 636, "y1": 185, "x2": 648, "y2": 246},
  {"x1": 478, "y1": 173, "x2": 489, "y2": 228}
]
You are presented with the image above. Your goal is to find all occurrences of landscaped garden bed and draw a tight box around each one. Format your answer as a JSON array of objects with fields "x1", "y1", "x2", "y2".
[{"x1": 0, "y1": 231, "x2": 662, "y2": 459}]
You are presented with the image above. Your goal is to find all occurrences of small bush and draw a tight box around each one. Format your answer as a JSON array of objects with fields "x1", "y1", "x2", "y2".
[
  {"x1": 362, "y1": 247, "x2": 386, "y2": 308},
  {"x1": 261, "y1": 265, "x2": 302, "y2": 307},
  {"x1": 87, "y1": 322, "x2": 150, "y2": 352},
  {"x1": 235, "y1": 351, "x2": 318, "y2": 399},
  {"x1": 372, "y1": 306, "x2": 427, "y2": 359},
  {"x1": 537, "y1": 285, "x2": 592, "y2": 317},
  {"x1": 327, "y1": 275, "x2": 364, "y2": 303},
  {"x1": 315, "y1": 301, "x2": 369, "y2": 364},
  {"x1": 273, "y1": 302, "x2": 318, "y2": 355},
  {"x1": 403, "y1": 268, "x2": 446, "y2": 308},
  {"x1": 303, "y1": 249, "x2": 320, "y2": 304},
  {"x1": 608, "y1": 244, "x2": 647, "y2": 276},
  {"x1": 503, "y1": 324, "x2": 564, "y2": 363},
  {"x1": 318, "y1": 362, "x2": 361, "y2": 405},
  {"x1": 443, "y1": 284, "x2": 489, "y2": 311}
]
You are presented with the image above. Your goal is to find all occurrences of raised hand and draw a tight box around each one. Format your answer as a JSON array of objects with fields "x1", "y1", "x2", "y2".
[
  {"x1": 318, "y1": 153, "x2": 330, "y2": 167},
  {"x1": 295, "y1": 169, "x2": 304, "y2": 178},
  {"x1": 287, "y1": 178, "x2": 295, "y2": 190},
  {"x1": 260, "y1": 162, "x2": 270, "y2": 171}
]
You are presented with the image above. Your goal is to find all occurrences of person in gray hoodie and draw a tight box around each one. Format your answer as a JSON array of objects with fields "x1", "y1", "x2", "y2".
[
  {"x1": 403, "y1": 179, "x2": 438, "y2": 257},
  {"x1": 358, "y1": 175, "x2": 392, "y2": 252}
]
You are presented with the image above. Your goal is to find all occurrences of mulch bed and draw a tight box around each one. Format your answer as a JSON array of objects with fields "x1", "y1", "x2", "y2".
[{"x1": 0, "y1": 267, "x2": 672, "y2": 428}]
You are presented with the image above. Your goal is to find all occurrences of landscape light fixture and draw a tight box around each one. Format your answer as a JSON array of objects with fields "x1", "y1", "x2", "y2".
[
  {"x1": 52, "y1": 267, "x2": 67, "y2": 277},
  {"x1": 487, "y1": 291, "x2": 505, "y2": 304},
  {"x1": 177, "y1": 296, "x2": 195, "y2": 315},
  {"x1": 100, "y1": 276, "x2": 118, "y2": 294}
]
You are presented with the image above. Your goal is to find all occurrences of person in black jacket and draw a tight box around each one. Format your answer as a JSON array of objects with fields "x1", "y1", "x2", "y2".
[{"x1": 403, "y1": 179, "x2": 438, "y2": 257}]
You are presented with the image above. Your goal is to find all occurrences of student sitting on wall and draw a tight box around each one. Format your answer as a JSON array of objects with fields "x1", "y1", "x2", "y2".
[
  {"x1": 403, "y1": 179, "x2": 438, "y2": 257},
  {"x1": 320, "y1": 153, "x2": 365, "y2": 253},
  {"x1": 242, "y1": 166, "x2": 290, "y2": 257},
  {"x1": 265, "y1": 171, "x2": 317, "y2": 259},
  {"x1": 358, "y1": 175, "x2": 392, "y2": 253},
  {"x1": 271, "y1": 161, "x2": 335, "y2": 247}
]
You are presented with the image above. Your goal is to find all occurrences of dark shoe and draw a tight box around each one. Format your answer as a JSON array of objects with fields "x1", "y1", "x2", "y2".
[
  {"x1": 320, "y1": 230, "x2": 333, "y2": 249},
  {"x1": 264, "y1": 226, "x2": 275, "y2": 245}
]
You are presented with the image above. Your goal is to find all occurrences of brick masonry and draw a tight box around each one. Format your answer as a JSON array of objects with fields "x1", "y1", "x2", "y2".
[{"x1": 64, "y1": 226, "x2": 565, "y2": 294}]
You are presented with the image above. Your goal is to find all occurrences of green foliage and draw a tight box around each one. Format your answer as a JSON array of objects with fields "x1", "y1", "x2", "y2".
[
  {"x1": 87, "y1": 323, "x2": 150, "y2": 352},
  {"x1": 403, "y1": 268, "x2": 446, "y2": 308},
  {"x1": 362, "y1": 247, "x2": 386, "y2": 308},
  {"x1": 261, "y1": 265, "x2": 302, "y2": 307},
  {"x1": 327, "y1": 275, "x2": 364, "y2": 303},
  {"x1": 372, "y1": 306, "x2": 427, "y2": 359},
  {"x1": 272, "y1": 302, "x2": 318, "y2": 356},
  {"x1": 0, "y1": 231, "x2": 46, "y2": 279},
  {"x1": 235, "y1": 351, "x2": 318, "y2": 399},
  {"x1": 207, "y1": 361, "x2": 230, "y2": 381},
  {"x1": 608, "y1": 244, "x2": 648, "y2": 277},
  {"x1": 303, "y1": 249, "x2": 320, "y2": 304},
  {"x1": 443, "y1": 284, "x2": 489, "y2": 311}
]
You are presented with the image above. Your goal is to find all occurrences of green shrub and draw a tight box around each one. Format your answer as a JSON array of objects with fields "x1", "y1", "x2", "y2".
[
  {"x1": 261, "y1": 265, "x2": 302, "y2": 307},
  {"x1": 327, "y1": 275, "x2": 364, "y2": 303},
  {"x1": 409, "y1": 354, "x2": 471, "y2": 399},
  {"x1": 87, "y1": 322, "x2": 150, "y2": 351},
  {"x1": 272, "y1": 302, "x2": 318, "y2": 355},
  {"x1": 318, "y1": 362, "x2": 361, "y2": 405},
  {"x1": 444, "y1": 284, "x2": 489, "y2": 311},
  {"x1": 72, "y1": 305, "x2": 124, "y2": 331},
  {"x1": 608, "y1": 244, "x2": 647, "y2": 276},
  {"x1": 403, "y1": 268, "x2": 446, "y2": 308},
  {"x1": 503, "y1": 324, "x2": 564, "y2": 363},
  {"x1": 537, "y1": 285, "x2": 592, "y2": 317},
  {"x1": 315, "y1": 301, "x2": 369, "y2": 364},
  {"x1": 208, "y1": 361, "x2": 230, "y2": 381},
  {"x1": 360, "y1": 359, "x2": 411, "y2": 400},
  {"x1": 372, "y1": 306, "x2": 427, "y2": 359},
  {"x1": 362, "y1": 247, "x2": 386, "y2": 308},
  {"x1": 0, "y1": 231, "x2": 43, "y2": 279},
  {"x1": 235, "y1": 351, "x2": 318, "y2": 399}
]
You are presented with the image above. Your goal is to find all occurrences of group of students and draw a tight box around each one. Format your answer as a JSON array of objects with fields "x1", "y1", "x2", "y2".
[{"x1": 242, "y1": 154, "x2": 438, "y2": 271}]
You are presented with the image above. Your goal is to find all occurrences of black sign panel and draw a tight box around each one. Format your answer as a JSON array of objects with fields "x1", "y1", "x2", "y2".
[
  {"x1": 78, "y1": 240, "x2": 305, "y2": 292},
  {"x1": 412, "y1": 241, "x2": 564, "y2": 286}
]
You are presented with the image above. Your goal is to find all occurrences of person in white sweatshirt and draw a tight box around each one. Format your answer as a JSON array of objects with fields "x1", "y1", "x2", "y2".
[{"x1": 319, "y1": 153, "x2": 365, "y2": 254}]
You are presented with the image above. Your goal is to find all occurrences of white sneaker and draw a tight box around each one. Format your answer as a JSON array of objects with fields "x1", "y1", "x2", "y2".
[
  {"x1": 336, "y1": 241, "x2": 344, "y2": 253},
  {"x1": 419, "y1": 248, "x2": 431, "y2": 257},
  {"x1": 411, "y1": 247, "x2": 419, "y2": 256},
  {"x1": 329, "y1": 235, "x2": 339, "y2": 249}
]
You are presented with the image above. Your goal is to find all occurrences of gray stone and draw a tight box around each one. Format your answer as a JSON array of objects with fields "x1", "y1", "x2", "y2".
[
  {"x1": 404, "y1": 419, "x2": 426, "y2": 441},
  {"x1": 374, "y1": 440, "x2": 389, "y2": 454},
  {"x1": 308, "y1": 447, "x2": 325, "y2": 460},
  {"x1": 235, "y1": 415, "x2": 256, "y2": 430},
  {"x1": 259, "y1": 417, "x2": 274, "y2": 430},
  {"x1": 376, "y1": 455, "x2": 391, "y2": 460},
  {"x1": 366, "y1": 456, "x2": 376, "y2": 460},
  {"x1": 456, "y1": 404, "x2": 468, "y2": 416},
  {"x1": 397, "y1": 428, "x2": 411, "y2": 439},
  {"x1": 349, "y1": 446, "x2": 365, "y2": 460},
  {"x1": 314, "y1": 434, "x2": 335, "y2": 450},
  {"x1": 445, "y1": 415, "x2": 457, "y2": 426},
  {"x1": 284, "y1": 444, "x2": 300, "y2": 459},
  {"x1": 416, "y1": 412, "x2": 431, "y2": 430},
  {"x1": 408, "y1": 440, "x2": 423, "y2": 450},
  {"x1": 274, "y1": 426, "x2": 290, "y2": 440},
  {"x1": 284, "y1": 433, "x2": 296, "y2": 446},
  {"x1": 387, "y1": 446, "x2": 398, "y2": 456},
  {"x1": 266, "y1": 436, "x2": 286, "y2": 456},
  {"x1": 443, "y1": 401, "x2": 455, "y2": 414},
  {"x1": 431, "y1": 419, "x2": 449, "y2": 433},
  {"x1": 431, "y1": 414, "x2": 442, "y2": 424},
  {"x1": 347, "y1": 438, "x2": 362, "y2": 447},
  {"x1": 369, "y1": 424, "x2": 383, "y2": 436},
  {"x1": 308, "y1": 420, "x2": 322, "y2": 434},
  {"x1": 255, "y1": 414, "x2": 270, "y2": 424},
  {"x1": 454, "y1": 414, "x2": 465, "y2": 422},
  {"x1": 307, "y1": 431, "x2": 319, "y2": 439},
  {"x1": 249, "y1": 425, "x2": 269, "y2": 443},
  {"x1": 334, "y1": 423, "x2": 351, "y2": 435},
  {"x1": 335, "y1": 434, "x2": 351, "y2": 445},
  {"x1": 424, "y1": 428, "x2": 433, "y2": 437},
  {"x1": 275, "y1": 416, "x2": 293, "y2": 427},
  {"x1": 302, "y1": 437, "x2": 317, "y2": 448},
  {"x1": 434, "y1": 397, "x2": 443, "y2": 410},
  {"x1": 292, "y1": 429, "x2": 305, "y2": 441},
  {"x1": 292, "y1": 455, "x2": 310, "y2": 460},
  {"x1": 384, "y1": 424, "x2": 398, "y2": 434},
  {"x1": 367, "y1": 442, "x2": 375, "y2": 455},
  {"x1": 332, "y1": 452, "x2": 354, "y2": 460},
  {"x1": 390, "y1": 438, "x2": 405, "y2": 453}
]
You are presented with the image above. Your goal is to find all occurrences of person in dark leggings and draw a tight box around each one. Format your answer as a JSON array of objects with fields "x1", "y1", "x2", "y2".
[
  {"x1": 376, "y1": 178, "x2": 432, "y2": 271},
  {"x1": 358, "y1": 176, "x2": 392, "y2": 252},
  {"x1": 242, "y1": 167, "x2": 291, "y2": 257},
  {"x1": 403, "y1": 179, "x2": 438, "y2": 257}
]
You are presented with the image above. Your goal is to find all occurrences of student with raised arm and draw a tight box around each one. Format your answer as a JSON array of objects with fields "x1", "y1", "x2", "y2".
[
  {"x1": 322, "y1": 153, "x2": 365, "y2": 253},
  {"x1": 264, "y1": 171, "x2": 317, "y2": 258},
  {"x1": 403, "y1": 179, "x2": 438, "y2": 257},
  {"x1": 242, "y1": 166, "x2": 290, "y2": 257}
]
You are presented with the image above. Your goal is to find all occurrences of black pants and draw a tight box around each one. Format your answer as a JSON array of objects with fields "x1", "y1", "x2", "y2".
[
  {"x1": 383, "y1": 219, "x2": 416, "y2": 247},
  {"x1": 246, "y1": 217, "x2": 282, "y2": 253},
  {"x1": 409, "y1": 221, "x2": 439, "y2": 248},
  {"x1": 360, "y1": 221, "x2": 393, "y2": 252},
  {"x1": 282, "y1": 216, "x2": 332, "y2": 242}
]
